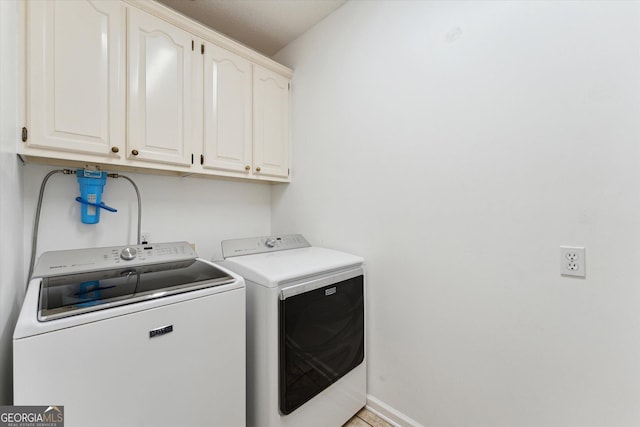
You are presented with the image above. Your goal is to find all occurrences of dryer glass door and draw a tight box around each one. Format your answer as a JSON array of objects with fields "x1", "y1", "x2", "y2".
[{"x1": 279, "y1": 274, "x2": 364, "y2": 415}]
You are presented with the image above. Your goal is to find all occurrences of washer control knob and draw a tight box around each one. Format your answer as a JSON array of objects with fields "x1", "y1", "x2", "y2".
[
  {"x1": 265, "y1": 238, "x2": 277, "y2": 248},
  {"x1": 120, "y1": 247, "x2": 137, "y2": 261}
]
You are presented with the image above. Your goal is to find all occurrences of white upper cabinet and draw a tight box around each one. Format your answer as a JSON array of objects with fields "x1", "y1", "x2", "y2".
[
  {"x1": 253, "y1": 66, "x2": 290, "y2": 180},
  {"x1": 201, "y1": 43, "x2": 253, "y2": 174},
  {"x1": 127, "y1": 7, "x2": 194, "y2": 167},
  {"x1": 22, "y1": 0, "x2": 292, "y2": 182},
  {"x1": 26, "y1": 0, "x2": 125, "y2": 157}
]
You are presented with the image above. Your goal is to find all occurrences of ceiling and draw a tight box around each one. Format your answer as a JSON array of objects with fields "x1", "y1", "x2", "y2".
[{"x1": 155, "y1": 0, "x2": 348, "y2": 57}]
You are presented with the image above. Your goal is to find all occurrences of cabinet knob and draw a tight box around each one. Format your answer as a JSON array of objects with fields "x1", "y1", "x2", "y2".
[
  {"x1": 111, "y1": 146, "x2": 119, "y2": 153},
  {"x1": 131, "y1": 149, "x2": 139, "y2": 156},
  {"x1": 245, "y1": 165, "x2": 251, "y2": 171},
  {"x1": 255, "y1": 166, "x2": 261, "y2": 172}
]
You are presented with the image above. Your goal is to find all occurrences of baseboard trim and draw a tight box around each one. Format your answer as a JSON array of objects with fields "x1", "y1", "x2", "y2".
[{"x1": 366, "y1": 395, "x2": 423, "y2": 427}]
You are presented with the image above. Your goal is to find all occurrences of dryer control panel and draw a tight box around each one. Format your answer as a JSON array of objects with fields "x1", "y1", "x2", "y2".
[
  {"x1": 222, "y1": 234, "x2": 310, "y2": 258},
  {"x1": 32, "y1": 242, "x2": 197, "y2": 278}
]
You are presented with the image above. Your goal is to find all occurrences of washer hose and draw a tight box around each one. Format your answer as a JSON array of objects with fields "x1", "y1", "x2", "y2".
[
  {"x1": 108, "y1": 173, "x2": 142, "y2": 245},
  {"x1": 27, "y1": 169, "x2": 143, "y2": 285},
  {"x1": 27, "y1": 169, "x2": 69, "y2": 281}
]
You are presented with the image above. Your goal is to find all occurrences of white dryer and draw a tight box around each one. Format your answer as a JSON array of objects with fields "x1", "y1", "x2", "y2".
[
  {"x1": 220, "y1": 235, "x2": 366, "y2": 427},
  {"x1": 14, "y1": 242, "x2": 246, "y2": 427}
]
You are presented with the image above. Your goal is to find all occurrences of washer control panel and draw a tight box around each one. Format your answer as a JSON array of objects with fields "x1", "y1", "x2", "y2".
[
  {"x1": 222, "y1": 234, "x2": 311, "y2": 258},
  {"x1": 32, "y1": 242, "x2": 197, "y2": 278}
]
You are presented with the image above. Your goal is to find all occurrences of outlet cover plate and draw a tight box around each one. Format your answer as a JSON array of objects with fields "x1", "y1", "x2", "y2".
[{"x1": 560, "y1": 246, "x2": 585, "y2": 277}]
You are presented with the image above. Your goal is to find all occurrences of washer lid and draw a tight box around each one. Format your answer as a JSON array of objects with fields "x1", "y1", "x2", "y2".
[
  {"x1": 219, "y1": 246, "x2": 363, "y2": 287},
  {"x1": 38, "y1": 258, "x2": 235, "y2": 321}
]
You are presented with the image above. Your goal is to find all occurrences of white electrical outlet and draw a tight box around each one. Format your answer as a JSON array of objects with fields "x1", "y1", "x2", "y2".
[{"x1": 560, "y1": 246, "x2": 585, "y2": 277}]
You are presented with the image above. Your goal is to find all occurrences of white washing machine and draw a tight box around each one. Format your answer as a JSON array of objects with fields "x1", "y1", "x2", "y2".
[
  {"x1": 14, "y1": 242, "x2": 246, "y2": 427},
  {"x1": 219, "y1": 235, "x2": 366, "y2": 427}
]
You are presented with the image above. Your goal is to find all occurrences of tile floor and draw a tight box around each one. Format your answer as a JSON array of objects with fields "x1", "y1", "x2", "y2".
[{"x1": 343, "y1": 407, "x2": 394, "y2": 427}]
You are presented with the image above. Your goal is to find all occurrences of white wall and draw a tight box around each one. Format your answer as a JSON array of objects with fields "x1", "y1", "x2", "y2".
[
  {"x1": 0, "y1": 0, "x2": 23, "y2": 405},
  {"x1": 272, "y1": 1, "x2": 640, "y2": 426},
  {"x1": 23, "y1": 164, "x2": 272, "y2": 266}
]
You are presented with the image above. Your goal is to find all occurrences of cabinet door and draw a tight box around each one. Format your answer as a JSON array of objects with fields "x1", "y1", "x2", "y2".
[
  {"x1": 27, "y1": 0, "x2": 125, "y2": 156},
  {"x1": 253, "y1": 66, "x2": 290, "y2": 180},
  {"x1": 202, "y1": 44, "x2": 253, "y2": 174},
  {"x1": 128, "y1": 8, "x2": 194, "y2": 167}
]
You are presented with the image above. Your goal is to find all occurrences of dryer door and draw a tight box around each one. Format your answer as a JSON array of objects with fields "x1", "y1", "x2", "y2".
[{"x1": 278, "y1": 269, "x2": 364, "y2": 415}]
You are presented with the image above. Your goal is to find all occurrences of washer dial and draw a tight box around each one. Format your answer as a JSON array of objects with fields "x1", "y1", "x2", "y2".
[{"x1": 120, "y1": 247, "x2": 137, "y2": 261}]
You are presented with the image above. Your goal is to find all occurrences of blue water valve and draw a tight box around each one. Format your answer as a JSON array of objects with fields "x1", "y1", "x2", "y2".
[{"x1": 76, "y1": 169, "x2": 117, "y2": 224}]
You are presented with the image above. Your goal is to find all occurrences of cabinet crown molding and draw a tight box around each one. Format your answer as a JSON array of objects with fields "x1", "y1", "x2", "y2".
[{"x1": 122, "y1": 0, "x2": 293, "y2": 79}]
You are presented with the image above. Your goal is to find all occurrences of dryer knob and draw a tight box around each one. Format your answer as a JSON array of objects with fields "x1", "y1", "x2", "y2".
[
  {"x1": 265, "y1": 238, "x2": 277, "y2": 248},
  {"x1": 120, "y1": 247, "x2": 137, "y2": 261}
]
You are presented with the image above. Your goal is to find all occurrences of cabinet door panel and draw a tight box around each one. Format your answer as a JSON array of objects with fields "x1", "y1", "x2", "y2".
[
  {"x1": 128, "y1": 8, "x2": 193, "y2": 166},
  {"x1": 202, "y1": 44, "x2": 252, "y2": 174},
  {"x1": 27, "y1": 0, "x2": 124, "y2": 155},
  {"x1": 253, "y1": 66, "x2": 290, "y2": 179}
]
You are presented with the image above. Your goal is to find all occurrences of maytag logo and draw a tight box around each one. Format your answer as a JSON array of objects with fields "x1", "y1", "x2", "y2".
[
  {"x1": 0, "y1": 405, "x2": 64, "y2": 427},
  {"x1": 149, "y1": 325, "x2": 173, "y2": 338},
  {"x1": 325, "y1": 287, "x2": 337, "y2": 296}
]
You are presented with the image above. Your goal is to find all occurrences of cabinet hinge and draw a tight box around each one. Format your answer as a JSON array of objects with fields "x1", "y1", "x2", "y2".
[
  {"x1": 200, "y1": 154, "x2": 204, "y2": 165},
  {"x1": 192, "y1": 40, "x2": 194, "y2": 51},
  {"x1": 21, "y1": 127, "x2": 27, "y2": 142},
  {"x1": 201, "y1": 44, "x2": 205, "y2": 55}
]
